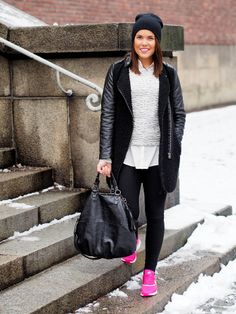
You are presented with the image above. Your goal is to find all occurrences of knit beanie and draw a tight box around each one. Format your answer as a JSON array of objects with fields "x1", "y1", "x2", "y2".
[{"x1": 132, "y1": 13, "x2": 163, "y2": 42}]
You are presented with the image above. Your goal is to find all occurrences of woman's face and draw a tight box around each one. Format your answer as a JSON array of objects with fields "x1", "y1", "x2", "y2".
[{"x1": 134, "y1": 29, "x2": 156, "y2": 63}]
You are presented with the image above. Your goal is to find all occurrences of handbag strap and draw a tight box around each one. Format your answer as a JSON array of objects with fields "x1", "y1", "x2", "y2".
[
  {"x1": 81, "y1": 253, "x2": 101, "y2": 260},
  {"x1": 93, "y1": 172, "x2": 120, "y2": 194}
]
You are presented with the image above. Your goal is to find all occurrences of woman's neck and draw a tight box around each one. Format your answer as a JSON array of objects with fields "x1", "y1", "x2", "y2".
[{"x1": 139, "y1": 57, "x2": 153, "y2": 69}]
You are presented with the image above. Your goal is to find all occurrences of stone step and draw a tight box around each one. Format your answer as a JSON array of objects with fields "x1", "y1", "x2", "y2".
[
  {"x1": 0, "y1": 166, "x2": 53, "y2": 200},
  {"x1": 0, "y1": 188, "x2": 89, "y2": 241},
  {"x1": 82, "y1": 249, "x2": 236, "y2": 314},
  {"x1": 0, "y1": 215, "x2": 79, "y2": 290},
  {"x1": 0, "y1": 202, "x2": 232, "y2": 314},
  {"x1": 0, "y1": 147, "x2": 15, "y2": 168}
]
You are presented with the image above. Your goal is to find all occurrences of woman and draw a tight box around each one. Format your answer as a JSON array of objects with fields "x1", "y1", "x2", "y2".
[{"x1": 97, "y1": 13, "x2": 186, "y2": 297}]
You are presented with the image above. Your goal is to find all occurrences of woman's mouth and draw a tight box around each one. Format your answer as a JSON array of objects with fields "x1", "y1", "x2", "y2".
[{"x1": 140, "y1": 48, "x2": 149, "y2": 53}]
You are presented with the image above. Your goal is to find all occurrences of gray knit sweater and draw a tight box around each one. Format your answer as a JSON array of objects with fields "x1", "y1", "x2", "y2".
[{"x1": 129, "y1": 61, "x2": 160, "y2": 146}]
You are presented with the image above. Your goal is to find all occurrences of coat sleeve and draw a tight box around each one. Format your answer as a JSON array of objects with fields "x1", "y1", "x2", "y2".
[
  {"x1": 99, "y1": 63, "x2": 115, "y2": 160},
  {"x1": 170, "y1": 67, "x2": 186, "y2": 143}
]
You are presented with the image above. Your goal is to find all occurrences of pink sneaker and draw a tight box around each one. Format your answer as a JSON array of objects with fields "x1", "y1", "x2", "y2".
[
  {"x1": 140, "y1": 269, "x2": 158, "y2": 297},
  {"x1": 121, "y1": 238, "x2": 141, "y2": 264}
]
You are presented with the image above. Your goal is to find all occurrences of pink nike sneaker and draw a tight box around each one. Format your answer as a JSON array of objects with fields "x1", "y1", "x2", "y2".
[
  {"x1": 140, "y1": 269, "x2": 158, "y2": 297},
  {"x1": 121, "y1": 238, "x2": 141, "y2": 264}
]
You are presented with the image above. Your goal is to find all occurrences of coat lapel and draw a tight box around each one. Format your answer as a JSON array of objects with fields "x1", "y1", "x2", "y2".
[
  {"x1": 158, "y1": 67, "x2": 170, "y2": 116},
  {"x1": 117, "y1": 65, "x2": 133, "y2": 116}
]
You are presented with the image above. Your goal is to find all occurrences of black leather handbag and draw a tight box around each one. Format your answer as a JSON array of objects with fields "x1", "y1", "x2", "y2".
[{"x1": 74, "y1": 173, "x2": 137, "y2": 259}]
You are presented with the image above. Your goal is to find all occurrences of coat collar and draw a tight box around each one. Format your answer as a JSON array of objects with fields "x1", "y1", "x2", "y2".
[
  {"x1": 124, "y1": 55, "x2": 132, "y2": 68},
  {"x1": 117, "y1": 63, "x2": 133, "y2": 115}
]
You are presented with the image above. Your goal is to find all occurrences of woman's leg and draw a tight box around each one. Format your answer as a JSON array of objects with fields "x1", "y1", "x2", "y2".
[
  {"x1": 142, "y1": 165, "x2": 167, "y2": 271},
  {"x1": 118, "y1": 164, "x2": 142, "y2": 234}
]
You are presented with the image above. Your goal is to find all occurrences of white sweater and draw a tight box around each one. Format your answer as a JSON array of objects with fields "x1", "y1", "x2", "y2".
[{"x1": 123, "y1": 60, "x2": 160, "y2": 168}]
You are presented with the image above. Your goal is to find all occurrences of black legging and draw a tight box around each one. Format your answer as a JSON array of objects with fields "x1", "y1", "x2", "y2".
[{"x1": 118, "y1": 164, "x2": 167, "y2": 271}]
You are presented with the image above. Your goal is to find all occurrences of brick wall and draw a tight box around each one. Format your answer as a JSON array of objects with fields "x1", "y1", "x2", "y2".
[{"x1": 4, "y1": 0, "x2": 236, "y2": 45}]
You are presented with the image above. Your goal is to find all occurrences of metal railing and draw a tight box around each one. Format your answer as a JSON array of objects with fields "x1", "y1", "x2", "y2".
[{"x1": 0, "y1": 37, "x2": 103, "y2": 111}]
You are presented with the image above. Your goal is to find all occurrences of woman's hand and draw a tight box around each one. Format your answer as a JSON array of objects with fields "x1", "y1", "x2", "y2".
[{"x1": 96, "y1": 160, "x2": 112, "y2": 177}]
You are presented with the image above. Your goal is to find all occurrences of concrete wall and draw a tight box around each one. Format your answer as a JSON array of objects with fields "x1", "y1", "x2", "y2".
[
  {"x1": 175, "y1": 45, "x2": 236, "y2": 111},
  {"x1": 11, "y1": 56, "x2": 116, "y2": 186},
  {"x1": 0, "y1": 54, "x2": 12, "y2": 147}
]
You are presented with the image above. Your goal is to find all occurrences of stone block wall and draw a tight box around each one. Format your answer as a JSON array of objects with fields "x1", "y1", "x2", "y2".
[
  {"x1": 0, "y1": 53, "x2": 12, "y2": 147},
  {"x1": 175, "y1": 45, "x2": 236, "y2": 111}
]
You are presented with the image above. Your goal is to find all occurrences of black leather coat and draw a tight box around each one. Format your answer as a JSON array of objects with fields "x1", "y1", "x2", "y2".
[{"x1": 99, "y1": 56, "x2": 186, "y2": 192}]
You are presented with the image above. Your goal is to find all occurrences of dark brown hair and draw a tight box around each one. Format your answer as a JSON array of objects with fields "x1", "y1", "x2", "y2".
[{"x1": 130, "y1": 37, "x2": 163, "y2": 77}]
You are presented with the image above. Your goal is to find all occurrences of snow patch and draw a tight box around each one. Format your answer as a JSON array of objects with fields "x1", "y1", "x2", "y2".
[
  {"x1": 159, "y1": 259, "x2": 236, "y2": 314},
  {"x1": 108, "y1": 288, "x2": 128, "y2": 298},
  {"x1": 8, "y1": 202, "x2": 35, "y2": 209},
  {"x1": 165, "y1": 201, "x2": 228, "y2": 230},
  {"x1": 159, "y1": 214, "x2": 236, "y2": 268},
  {"x1": 54, "y1": 182, "x2": 66, "y2": 191},
  {"x1": 41, "y1": 186, "x2": 55, "y2": 193},
  {"x1": 1, "y1": 212, "x2": 80, "y2": 243},
  {"x1": 125, "y1": 273, "x2": 142, "y2": 290},
  {"x1": 74, "y1": 302, "x2": 100, "y2": 313},
  {"x1": 0, "y1": 182, "x2": 67, "y2": 206},
  {"x1": 0, "y1": 192, "x2": 39, "y2": 206},
  {"x1": 125, "y1": 280, "x2": 141, "y2": 290},
  {"x1": 180, "y1": 105, "x2": 236, "y2": 213},
  {"x1": 0, "y1": 0, "x2": 47, "y2": 27},
  {"x1": 20, "y1": 236, "x2": 40, "y2": 242},
  {"x1": 0, "y1": 168, "x2": 11, "y2": 172},
  {"x1": 182, "y1": 214, "x2": 236, "y2": 254}
]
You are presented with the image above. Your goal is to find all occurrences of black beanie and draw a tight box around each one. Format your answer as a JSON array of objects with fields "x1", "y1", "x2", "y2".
[{"x1": 132, "y1": 13, "x2": 163, "y2": 42}]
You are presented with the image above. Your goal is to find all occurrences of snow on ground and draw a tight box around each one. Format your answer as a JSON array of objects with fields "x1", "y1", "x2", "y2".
[
  {"x1": 180, "y1": 105, "x2": 236, "y2": 213},
  {"x1": 159, "y1": 105, "x2": 236, "y2": 314},
  {"x1": 159, "y1": 214, "x2": 236, "y2": 268},
  {"x1": 164, "y1": 201, "x2": 229, "y2": 230},
  {"x1": 159, "y1": 259, "x2": 236, "y2": 314},
  {"x1": 108, "y1": 289, "x2": 128, "y2": 298}
]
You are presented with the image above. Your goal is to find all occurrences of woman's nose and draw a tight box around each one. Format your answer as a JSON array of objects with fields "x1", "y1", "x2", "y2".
[{"x1": 141, "y1": 39, "x2": 148, "y2": 46}]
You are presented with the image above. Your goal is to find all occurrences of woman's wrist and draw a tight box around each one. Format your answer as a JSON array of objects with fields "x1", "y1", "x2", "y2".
[{"x1": 99, "y1": 159, "x2": 112, "y2": 163}]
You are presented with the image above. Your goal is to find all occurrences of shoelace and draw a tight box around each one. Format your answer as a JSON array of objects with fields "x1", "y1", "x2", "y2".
[{"x1": 143, "y1": 271, "x2": 156, "y2": 285}]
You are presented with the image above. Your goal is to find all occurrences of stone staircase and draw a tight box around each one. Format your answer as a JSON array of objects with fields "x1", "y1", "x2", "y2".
[
  {"x1": 0, "y1": 148, "x2": 233, "y2": 314},
  {"x1": 0, "y1": 148, "x2": 15, "y2": 169}
]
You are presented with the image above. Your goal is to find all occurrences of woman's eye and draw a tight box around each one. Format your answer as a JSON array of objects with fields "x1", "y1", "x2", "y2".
[{"x1": 136, "y1": 36, "x2": 154, "y2": 40}]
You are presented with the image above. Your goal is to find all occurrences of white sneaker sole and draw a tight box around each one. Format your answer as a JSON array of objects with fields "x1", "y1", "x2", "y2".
[
  {"x1": 121, "y1": 256, "x2": 137, "y2": 264},
  {"x1": 140, "y1": 290, "x2": 157, "y2": 297},
  {"x1": 121, "y1": 239, "x2": 141, "y2": 264}
]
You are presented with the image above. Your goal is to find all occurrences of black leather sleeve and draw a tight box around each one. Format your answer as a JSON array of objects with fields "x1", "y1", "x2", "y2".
[
  {"x1": 171, "y1": 67, "x2": 186, "y2": 143},
  {"x1": 99, "y1": 63, "x2": 115, "y2": 160}
]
